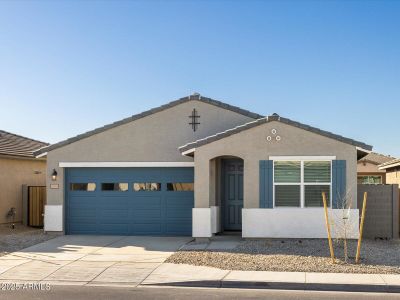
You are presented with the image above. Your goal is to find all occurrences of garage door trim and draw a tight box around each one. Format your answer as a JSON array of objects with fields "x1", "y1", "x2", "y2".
[
  {"x1": 60, "y1": 162, "x2": 194, "y2": 168},
  {"x1": 65, "y1": 167, "x2": 194, "y2": 236}
]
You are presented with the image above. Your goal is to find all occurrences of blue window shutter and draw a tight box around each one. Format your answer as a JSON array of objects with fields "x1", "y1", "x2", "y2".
[
  {"x1": 259, "y1": 160, "x2": 273, "y2": 208},
  {"x1": 259, "y1": 160, "x2": 266, "y2": 208},
  {"x1": 332, "y1": 160, "x2": 346, "y2": 208}
]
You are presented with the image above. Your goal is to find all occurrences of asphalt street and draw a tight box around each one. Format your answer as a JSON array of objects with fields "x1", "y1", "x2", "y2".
[{"x1": 1, "y1": 286, "x2": 400, "y2": 300}]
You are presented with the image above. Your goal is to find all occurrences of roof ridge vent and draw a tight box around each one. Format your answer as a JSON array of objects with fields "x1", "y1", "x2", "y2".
[
  {"x1": 189, "y1": 92, "x2": 201, "y2": 100},
  {"x1": 267, "y1": 113, "x2": 280, "y2": 121}
]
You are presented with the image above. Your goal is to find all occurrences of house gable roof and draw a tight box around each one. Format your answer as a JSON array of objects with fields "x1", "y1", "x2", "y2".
[
  {"x1": 34, "y1": 94, "x2": 264, "y2": 156},
  {"x1": 379, "y1": 158, "x2": 400, "y2": 170},
  {"x1": 0, "y1": 130, "x2": 48, "y2": 159},
  {"x1": 179, "y1": 113, "x2": 373, "y2": 154},
  {"x1": 358, "y1": 152, "x2": 394, "y2": 165}
]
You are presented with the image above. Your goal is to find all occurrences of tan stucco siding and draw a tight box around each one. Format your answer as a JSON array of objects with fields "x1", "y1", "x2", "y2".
[
  {"x1": 194, "y1": 121, "x2": 358, "y2": 209},
  {"x1": 0, "y1": 157, "x2": 46, "y2": 224},
  {"x1": 46, "y1": 100, "x2": 256, "y2": 206},
  {"x1": 386, "y1": 168, "x2": 400, "y2": 185},
  {"x1": 357, "y1": 161, "x2": 385, "y2": 173}
]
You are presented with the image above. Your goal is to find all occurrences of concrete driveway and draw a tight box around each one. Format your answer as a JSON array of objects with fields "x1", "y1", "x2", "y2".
[{"x1": 0, "y1": 235, "x2": 191, "y2": 287}]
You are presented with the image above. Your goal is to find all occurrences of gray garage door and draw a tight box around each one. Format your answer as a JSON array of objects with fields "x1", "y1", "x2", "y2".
[{"x1": 65, "y1": 167, "x2": 194, "y2": 236}]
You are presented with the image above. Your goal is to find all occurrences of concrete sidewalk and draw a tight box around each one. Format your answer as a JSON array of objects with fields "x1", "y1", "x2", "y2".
[
  {"x1": 0, "y1": 236, "x2": 399, "y2": 293},
  {"x1": 2, "y1": 261, "x2": 398, "y2": 293},
  {"x1": 141, "y1": 263, "x2": 400, "y2": 293}
]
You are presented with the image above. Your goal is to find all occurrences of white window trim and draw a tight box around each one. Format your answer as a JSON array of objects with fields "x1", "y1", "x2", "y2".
[
  {"x1": 270, "y1": 156, "x2": 336, "y2": 161},
  {"x1": 272, "y1": 157, "x2": 333, "y2": 208},
  {"x1": 358, "y1": 175, "x2": 382, "y2": 185},
  {"x1": 59, "y1": 162, "x2": 194, "y2": 168}
]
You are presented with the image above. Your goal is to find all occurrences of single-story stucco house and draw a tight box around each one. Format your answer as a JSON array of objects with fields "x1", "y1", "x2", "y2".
[
  {"x1": 0, "y1": 130, "x2": 47, "y2": 224},
  {"x1": 379, "y1": 158, "x2": 400, "y2": 186},
  {"x1": 34, "y1": 94, "x2": 372, "y2": 239},
  {"x1": 357, "y1": 152, "x2": 394, "y2": 184}
]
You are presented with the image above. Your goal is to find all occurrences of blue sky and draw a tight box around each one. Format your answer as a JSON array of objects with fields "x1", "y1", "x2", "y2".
[{"x1": 0, "y1": 0, "x2": 399, "y2": 156}]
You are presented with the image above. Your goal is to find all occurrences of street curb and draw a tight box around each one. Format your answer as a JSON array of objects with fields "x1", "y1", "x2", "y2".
[
  {"x1": 222, "y1": 281, "x2": 391, "y2": 293},
  {"x1": 142, "y1": 280, "x2": 400, "y2": 293}
]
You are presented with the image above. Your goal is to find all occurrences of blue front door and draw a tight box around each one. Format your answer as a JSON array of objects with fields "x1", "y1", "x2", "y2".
[
  {"x1": 223, "y1": 159, "x2": 243, "y2": 231},
  {"x1": 65, "y1": 167, "x2": 194, "y2": 236}
]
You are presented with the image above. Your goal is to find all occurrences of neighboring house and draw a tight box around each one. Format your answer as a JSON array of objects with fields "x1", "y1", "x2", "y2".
[
  {"x1": 0, "y1": 130, "x2": 48, "y2": 224},
  {"x1": 34, "y1": 94, "x2": 372, "y2": 239},
  {"x1": 357, "y1": 152, "x2": 394, "y2": 184},
  {"x1": 379, "y1": 158, "x2": 400, "y2": 185}
]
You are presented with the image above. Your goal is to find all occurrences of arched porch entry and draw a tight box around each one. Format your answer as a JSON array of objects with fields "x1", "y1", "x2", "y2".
[{"x1": 211, "y1": 156, "x2": 244, "y2": 232}]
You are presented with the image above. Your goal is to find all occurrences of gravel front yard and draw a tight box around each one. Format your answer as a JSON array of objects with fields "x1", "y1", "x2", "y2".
[
  {"x1": 0, "y1": 224, "x2": 58, "y2": 256},
  {"x1": 167, "y1": 238, "x2": 400, "y2": 274}
]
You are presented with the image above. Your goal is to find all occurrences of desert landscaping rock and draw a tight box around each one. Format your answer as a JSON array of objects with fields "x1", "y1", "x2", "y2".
[
  {"x1": 0, "y1": 224, "x2": 58, "y2": 256},
  {"x1": 166, "y1": 239, "x2": 400, "y2": 274}
]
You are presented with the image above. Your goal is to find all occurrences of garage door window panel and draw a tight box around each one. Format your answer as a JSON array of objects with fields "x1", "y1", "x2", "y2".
[
  {"x1": 70, "y1": 183, "x2": 96, "y2": 191},
  {"x1": 133, "y1": 183, "x2": 161, "y2": 191},
  {"x1": 101, "y1": 183, "x2": 128, "y2": 192},
  {"x1": 166, "y1": 183, "x2": 194, "y2": 191}
]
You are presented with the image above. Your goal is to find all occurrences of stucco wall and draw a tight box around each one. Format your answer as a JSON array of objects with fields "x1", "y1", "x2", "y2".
[
  {"x1": 0, "y1": 157, "x2": 46, "y2": 224},
  {"x1": 242, "y1": 208, "x2": 359, "y2": 239},
  {"x1": 386, "y1": 167, "x2": 400, "y2": 185},
  {"x1": 357, "y1": 161, "x2": 385, "y2": 173},
  {"x1": 194, "y1": 121, "x2": 358, "y2": 209},
  {"x1": 46, "y1": 100, "x2": 256, "y2": 207}
]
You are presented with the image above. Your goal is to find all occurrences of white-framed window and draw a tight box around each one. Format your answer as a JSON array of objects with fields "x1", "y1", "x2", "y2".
[
  {"x1": 357, "y1": 175, "x2": 382, "y2": 185},
  {"x1": 272, "y1": 157, "x2": 333, "y2": 208}
]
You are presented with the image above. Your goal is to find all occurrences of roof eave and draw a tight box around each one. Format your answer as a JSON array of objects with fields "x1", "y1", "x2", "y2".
[
  {"x1": 181, "y1": 148, "x2": 195, "y2": 157},
  {"x1": 356, "y1": 147, "x2": 371, "y2": 160},
  {"x1": 179, "y1": 115, "x2": 373, "y2": 154},
  {"x1": 33, "y1": 145, "x2": 49, "y2": 157},
  {"x1": 379, "y1": 161, "x2": 400, "y2": 170},
  {"x1": 37, "y1": 94, "x2": 263, "y2": 155},
  {"x1": 0, "y1": 153, "x2": 46, "y2": 161},
  {"x1": 35, "y1": 151, "x2": 48, "y2": 158}
]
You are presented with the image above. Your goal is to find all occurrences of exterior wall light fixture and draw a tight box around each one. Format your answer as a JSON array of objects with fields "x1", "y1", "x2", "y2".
[{"x1": 51, "y1": 169, "x2": 58, "y2": 181}]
